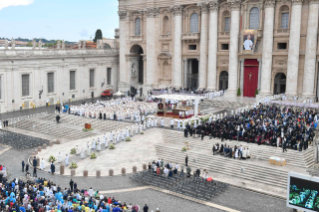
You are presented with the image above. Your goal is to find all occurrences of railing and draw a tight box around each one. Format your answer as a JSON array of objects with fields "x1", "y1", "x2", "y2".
[
  {"x1": 159, "y1": 34, "x2": 171, "y2": 40},
  {"x1": 219, "y1": 32, "x2": 230, "y2": 36},
  {"x1": 130, "y1": 36, "x2": 143, "y2": 41},
  {"x1": 182, "y1": 33, "x2": 200, "y2": 40},
  {"x1": 275, "y1": 29, "x2": 290, "y2": 34},
  {"x1": 0, "y1": 48, "x2": 119, "y2": 58}
]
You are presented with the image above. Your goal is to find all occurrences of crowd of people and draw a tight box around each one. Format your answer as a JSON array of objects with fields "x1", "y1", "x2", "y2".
[
  {"x1": 0, "y1": 173, "x2": 160, "y2": 212},
  {"x1": 66, "y1": 98, "x2": 157, "y2": 120},
  {"x1": 212, "y1": 143, "x2": 251, "y2": 159},
  {"x1": 184, "y1": 104, "x2": 317, "y2": 152}
]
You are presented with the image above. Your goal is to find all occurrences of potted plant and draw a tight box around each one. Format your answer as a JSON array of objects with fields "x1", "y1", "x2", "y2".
[
  {"x1": 237, "y1": 88, "x2": 241, "y2": 96},
  {"x1": 125, "y1": 137, "x2": 131, "y2": 142},
  {"x1": 48, "y1": 155, "x2": 56, "y2": 163},
  {"x1": 109, "y1": 143, "x2": 116, "y2": 149},
  {"x1": 70, "y1": 148, "x2": 76, "y2": 154},
  {"x1": 69, "y1": 161, "x2": 78, "y2": 169},
  {"x1": 181, "y1": 146, "x2": 187, "y2": 152},
  {"x1": 90, "y1": 152, "x2": 97, "y2": 159}
]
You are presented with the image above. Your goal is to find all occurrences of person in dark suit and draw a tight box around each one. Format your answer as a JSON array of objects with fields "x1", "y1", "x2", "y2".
[
  {"x1": 185, "y1": 155, "x2": 188, "y2": 166},
  {"x1": 70, "y1": 179, "x2": 74, "y2": 191},
  {"x1": 50, "y1": 162, "x2": 55, "y2": 175},
  {"x1": 25, "y1": 163, "x2": 29, "y2": 172},
  {"x1": 22, "y1": 160, "x2": 25, "y2": 172}
]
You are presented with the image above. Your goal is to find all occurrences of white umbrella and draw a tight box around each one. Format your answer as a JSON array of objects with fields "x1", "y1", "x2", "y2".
[{"x1": 114, "y1": 91, "x2": 124, "y2": 96}]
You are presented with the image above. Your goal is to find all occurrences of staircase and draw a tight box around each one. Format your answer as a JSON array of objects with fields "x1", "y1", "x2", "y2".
[
  {"x1": 162, "y1": 130, "x2": 315, "y2": 168},
  {"x1": 155, "y1": 144, "x2": 288, "y2": 189}
]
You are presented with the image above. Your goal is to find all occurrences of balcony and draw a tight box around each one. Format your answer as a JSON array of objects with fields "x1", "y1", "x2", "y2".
[
  {"x1": 274, "y1": 29, "x2": 290, "y2": 37},
  {"x1": 159, "y1": 34, "x2": 172, "y2": 41},
  {"x1": 219, "y1": 32, "x2": 230, "y2": 36},
  {"x1": 182, "y1": 33, "x2": 200, "y2": 42},
  {"x1": 130, "y1": 36, "x2": 143, "y2": 42}
]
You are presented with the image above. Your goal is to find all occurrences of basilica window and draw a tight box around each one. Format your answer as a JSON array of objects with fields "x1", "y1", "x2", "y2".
[
  {"x1": 190, "y1": 13, "x2": 199, "y2": 33},
  {"x1": 22, "y1": 74, "x2": 30, "y2": 97},
  {"x1": 223, "y1": 11, "x2": 230, "y2": 32},
  {"x1": 135, "y1": 18, "x2": 141, "y2": 36},
  {"x1": 89, "y1": 69, "x2": 95, "y2": 87},
  {"x1": 280, "y1": 6, "x2": 289, "y2": 29},
  {"x1": 107, "y1": 68, "x2": 112, "y2": 85},
  {"x1": 70, "y1": 71, "x2": 76, "y2": 90},
  {"x1": 47, "y1": 72, "x2": 54, "y2": 93},
  {"x1": 163, "y1": 16, "x2": 170, "y2": 35},
  {"x1": 249, "y1": 7, "x2": 259, "y2": 29}
]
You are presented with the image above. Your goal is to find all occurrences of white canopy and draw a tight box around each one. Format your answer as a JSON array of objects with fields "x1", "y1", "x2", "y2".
[
  {"x1": 153, "y1": 94, "x2": 204, "y2": 101},
  {"x1": 114, "y1": 91, "x2": 124, "y2": 96}
]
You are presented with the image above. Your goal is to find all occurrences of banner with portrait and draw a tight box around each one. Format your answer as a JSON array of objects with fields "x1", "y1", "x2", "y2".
[{"x1": 241, "y1": 30, "x2": 258, "y2": 55}]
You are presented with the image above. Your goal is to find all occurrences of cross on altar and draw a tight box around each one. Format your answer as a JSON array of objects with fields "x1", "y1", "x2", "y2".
[{"x1": 248, "y1": 72, "x2": 253, "y2": 82}]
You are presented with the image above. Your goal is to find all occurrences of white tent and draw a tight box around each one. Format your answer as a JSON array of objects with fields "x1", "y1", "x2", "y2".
[{"x1": 114, "y1": 91, "x2": 124, "y2": 96}]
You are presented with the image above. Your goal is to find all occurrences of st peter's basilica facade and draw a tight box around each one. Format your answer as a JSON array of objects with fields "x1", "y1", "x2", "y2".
[{"x1": 118, "y1": 0, "x2": 319, "y2": 98}]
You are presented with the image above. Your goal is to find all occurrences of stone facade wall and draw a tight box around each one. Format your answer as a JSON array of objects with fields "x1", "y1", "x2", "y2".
[{"x1": 0, "y1": 49, "x2": 119, "y2": 113}]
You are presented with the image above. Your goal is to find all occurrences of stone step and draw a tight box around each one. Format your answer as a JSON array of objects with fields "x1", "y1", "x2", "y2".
[{"x1": 156, "y1": 146, "x2": 287, "y2": 188}]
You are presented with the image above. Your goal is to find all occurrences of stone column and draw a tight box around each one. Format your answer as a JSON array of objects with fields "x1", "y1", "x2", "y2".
[
  {"x1": 172, "y1": 5, "x2": 183, "y2": 88},
  {"x1": 260, "y1": 0, "x2": 275, "y2": 96},
  {"x1": 198, "y1": 3, "x2": 209, "y2": 89},
  {"x1": 207, "y1": 2, "x2": 219, "y2": 91},
  {"x1": 302, "y1": 0, "x2": 319, "y2": 97},
  {"x1": 226, "y1": 0, "x2": 241, "y2": 97},
  {"x1": 118, "y1": 11, "x2": 129, "y2": 89},
  {"x1": 286, "y1": 0, "x2": 303, "y2": 96},
  {"x1": 183, "y1": 58, "x2": 188, "y2": 87},
  {"x1": 146, "y1": 8, "x2": 159, "y2": 89},
  {"x1": 239, "y1": 59, "x2": 245, "y2": 96},
  {"x1": 257, "y1": 59, "x2": 262, "y2": 90}
]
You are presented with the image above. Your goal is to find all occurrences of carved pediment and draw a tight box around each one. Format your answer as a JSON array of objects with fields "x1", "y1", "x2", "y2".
[
  {"x1": 275, "y1": 60, "x2": 286, "y2": 65},
  {"x1": 158, "y1": 52, "x2": 172, "y2": 59}
]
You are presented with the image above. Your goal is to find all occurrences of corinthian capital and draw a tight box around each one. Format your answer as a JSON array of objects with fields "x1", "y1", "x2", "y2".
[
  {"x1": 264, "y1": 0, "x2": 275, "y2": 7},
  {"x1": 198, "y1": 2, "x2": 209, "y2": 13},
  {"x1": 291, "y1": 0, "x2": 303, "y2": 4},
  {"x1": 208, "y1": 1, "x2": 219, "y2": 11},
  {"x1": 309, "y1": 0, "x2": 319, "y2": 4},
  {"x1": 118, "y1": 11, "x2": 128, "y2": 19},
  {"x1": 227, "y1": 0, "x2": 241, "y2": 10},
  {"x1": 170, "y1": 5, "x2": 183, "y2": 15},
  {"x1": 145, "y1": 7, "x2": 160, "y2": 17}
]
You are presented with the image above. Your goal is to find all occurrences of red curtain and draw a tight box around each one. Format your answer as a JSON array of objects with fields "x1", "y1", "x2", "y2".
[{"x1": 243, "y1": 59, "x2": 259, "y2": 97}]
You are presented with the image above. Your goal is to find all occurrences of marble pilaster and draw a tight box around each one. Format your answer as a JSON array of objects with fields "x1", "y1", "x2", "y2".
[
  {"x1": 286, "y1": 0, "x2": 303, "y2": 96},
  {"x1": 257, "y1": 59, "x2": 262, "y2": 91},
  {"x1": 207, "y1": 2, "x2": 219, "y2": 91},
  {"x1": 171, "y1": 5, "x2": 183, "y2": 88},
  {"x1": 118, "y1": 11, "x2": 129, "y2": 88},
  {"x1": 198, "y1": 3, "x2": 209, "y2": 89},
  {"x1": 226, "y1": 0, "x2": 240, "y2": 96},
  {"x1": 260, "y1": 0, "x2": 275, "y2": 95},
  {"x1": 302, "y1": 0, "x2": 319, "y2": 97},
  {"x1": 146, "y1": 7, "x2": 159, "y2": 88},
  {"x1": 239, "y1": 59, "x2": 245, "y2": 96}
]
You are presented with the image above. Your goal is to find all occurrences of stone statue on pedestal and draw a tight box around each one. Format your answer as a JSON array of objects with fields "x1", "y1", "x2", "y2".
[
  {"x1": 32, "y1": 39, "x2": 37, "y2": 50},
  {"x1": 38, "y1": 39, "x2": 43, "y2": 49},
  {"x1": 11, "y1": 38, "x2": 16, "y2": 50},
  {"x1": 82, "y1": 41, "x2": 86, "y2": 49},
  {"x1": 131, "y1": 63, "x2": 137, "y2": 78},
  {"x1": 78, "y1": 41, "x2": 81, "y2": 49},
  {"x1": 62, "y1": 40, "x2": 65, "y2": 49},
  {"x1": 4, "y1": 39, "x2": 8, "y2": 50},
  {"x1": 56, "y1": 40, "x2": 61, "y2": 49}
]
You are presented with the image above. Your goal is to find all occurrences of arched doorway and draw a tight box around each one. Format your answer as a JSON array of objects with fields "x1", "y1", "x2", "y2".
[
  {"x1": 187, "y1": 59, "x2": 199, "y2": 89},
  {"x1": 129, "y1": 45, "x2": 144, "y2": 95},
  {"x1": 274, "y1": 73, "x2": 286, "y2": 94},
  {"x1": 219, "y1": 71, "x2": 228, "y2": 90}
]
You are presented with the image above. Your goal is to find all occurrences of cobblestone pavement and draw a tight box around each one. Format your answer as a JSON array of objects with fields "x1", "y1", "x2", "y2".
[{"x1": 0, "y1": 98, "x2": 291, "y2": 212}]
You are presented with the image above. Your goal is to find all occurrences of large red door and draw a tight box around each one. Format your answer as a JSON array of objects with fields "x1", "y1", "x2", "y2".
[{"x1": 243, "y1": 59, "x2": 259, "y2": 97}]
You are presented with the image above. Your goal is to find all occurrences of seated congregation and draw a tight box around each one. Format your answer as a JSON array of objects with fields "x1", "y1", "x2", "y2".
[
  {"x1": 185, "y1": 104, "x2": 316, "y2": 151},
  {"x1": 0, "y1": 174, "x2": 149, "y2": 212},
  {"x1": 212, "y1": 143, "x2": 251, "y2": 159}
]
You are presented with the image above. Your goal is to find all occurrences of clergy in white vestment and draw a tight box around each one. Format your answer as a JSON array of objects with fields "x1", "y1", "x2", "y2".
[
  {"x1": 116, "y1": 131, "x2": 120, "y2": 143},
  {"x1": 92, "y1": 140, "x2": 96, "y2": 149},
  {"x1": 75, "y1": 145, "x2": 80, "y2": 155},
  {"x1": 40, "y1": 158, "x2": 45, "y2": 170},
  {"x1": 170, "y1": 119, "x2": 174, "y2": 129},
  {"x1": 65, "y1": 154, "x2": 69, "y2": 166},
  {"x1": 57, "y1": 152, "x2": 62, "y2": 163},
  {"x1": 102, "y1": 134, "x2": 107, "y2": 146},
  {"x1": 87, "y1": 144, "x2": 91, "y2": 156},
  {"x1": 154, "y1": 119, "x2": 158, "y2": 127},
  {"x1": 177, "y1": 120, "x2": 181, "y2": 130},
  {"x1": 110, "y1": 131, "x2": 113, "y2": 142},
  {"x1": 161, "y1": 118, "x2": 164, "y2": 127},
  {"x1": 81, "y1": 148, "x2": 85, "y2": 159},
  {"x1": 96, "y1": 141, "x2": 101, "y2": 151},
  {"x1": 151, "y1": 118, "x2": 154, "y2": 127},
  {"x1": 182, "y1": 121, "x2": 186, "y2": 129},
  {"x1": 126, "y1": 128, "x2": 130, "y2": 137}
]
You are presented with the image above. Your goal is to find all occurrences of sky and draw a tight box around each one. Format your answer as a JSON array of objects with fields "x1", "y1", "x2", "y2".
[{"x1": 0, "y1": 0, "x2": 119, "y2": 42}]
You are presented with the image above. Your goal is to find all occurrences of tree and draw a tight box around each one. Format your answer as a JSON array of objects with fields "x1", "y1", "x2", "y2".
[{"x1": 93, "y1": 29, "x2": 103, "y2": 43}]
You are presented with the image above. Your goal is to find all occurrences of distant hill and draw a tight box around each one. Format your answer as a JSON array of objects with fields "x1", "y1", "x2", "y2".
[{"x1": 0, "y1": 37, "x2": 76, "y2": 44}]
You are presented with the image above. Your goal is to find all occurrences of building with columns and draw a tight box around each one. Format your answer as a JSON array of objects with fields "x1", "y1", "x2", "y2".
[
  {"x1": 0, "y1": 45, "x2": 119, "y2": 113},
  {"x1": 118, "y1": 0, "x2": 319, "y2": 98}
]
